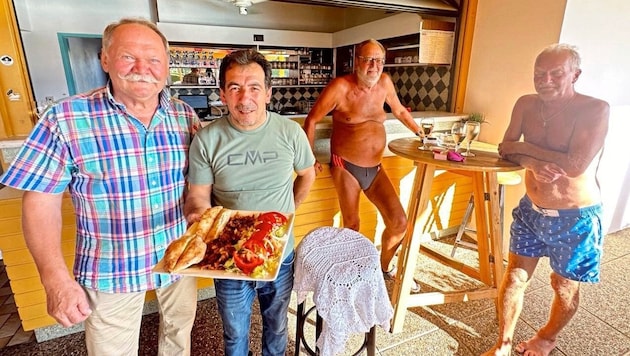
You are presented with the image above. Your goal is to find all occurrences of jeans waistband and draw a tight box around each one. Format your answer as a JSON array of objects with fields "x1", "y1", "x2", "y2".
[{"x1": 524, "y1": 195, "x2": 601, "y2": 217}]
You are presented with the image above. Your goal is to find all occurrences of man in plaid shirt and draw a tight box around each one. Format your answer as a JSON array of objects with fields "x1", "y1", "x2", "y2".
[{"x1": 0, "y1": 18, "x2": 201, "y2": 355}]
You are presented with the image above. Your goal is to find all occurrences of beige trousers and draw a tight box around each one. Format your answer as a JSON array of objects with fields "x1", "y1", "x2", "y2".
[{"x1": 83, "y1": 276, "x2": 198, "y2": 356}]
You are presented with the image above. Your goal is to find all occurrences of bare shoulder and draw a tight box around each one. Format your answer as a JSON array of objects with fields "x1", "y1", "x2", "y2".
[
  {"x1": 326, "y1": 74, "x2": 354, "y2": 91},
  {"x1": 575, "y1": 94, "x2": 610, "y2": 117},
  {"x1": 514, "y1": 93, "x2": 539, "y2": 108},
  {"x1": 379, "y1": 72, "x2": 394, "y2": 84}
]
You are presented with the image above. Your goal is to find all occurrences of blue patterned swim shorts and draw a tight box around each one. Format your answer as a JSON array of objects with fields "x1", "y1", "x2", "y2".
[{"x1": 510, "y1": 195, "x2": 604, "y2": 283}]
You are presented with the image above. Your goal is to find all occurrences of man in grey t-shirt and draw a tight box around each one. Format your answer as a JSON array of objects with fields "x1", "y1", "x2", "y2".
[{"x1": 185, "y1": 49, "x2": 316, "y2": 356}]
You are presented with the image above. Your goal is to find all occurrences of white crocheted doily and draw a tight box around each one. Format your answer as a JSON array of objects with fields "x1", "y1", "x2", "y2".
[{"x1": 294, "y1": 227, "x2": 394, "y2": 356}]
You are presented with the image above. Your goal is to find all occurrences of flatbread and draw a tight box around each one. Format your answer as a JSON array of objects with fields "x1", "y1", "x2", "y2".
[
  {"x1": 203, "y1": 208, "x2": 233, "y2": 243},
  {"x1": 163, "y1": 205, "x2": 223, "y2": 272},
  {"x1": 172, "y1": 235, "x2": 207, "y2": 272},
  {"x1": 163, "y1": 221, "x2": 199, "y2": 272},
  {"x1": 195, "y1": 206, "x2": 224, "y2": 240}
]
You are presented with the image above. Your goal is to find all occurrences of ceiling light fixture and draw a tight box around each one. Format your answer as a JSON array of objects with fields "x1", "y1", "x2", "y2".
[{"x1": 224, "y1": 0, "x2": 268, "y2": 16}]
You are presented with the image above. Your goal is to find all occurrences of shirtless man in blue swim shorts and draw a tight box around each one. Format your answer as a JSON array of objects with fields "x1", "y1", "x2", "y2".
[
  {"x1": 482, "y1": 44, "x2": 609, "y2": 356},
  {"x1": 304, "y1": 39, "x2": 423, "y2": 291}
]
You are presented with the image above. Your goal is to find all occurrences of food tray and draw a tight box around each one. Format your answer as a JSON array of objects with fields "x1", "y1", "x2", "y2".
[{"x1": 153, "y1": 211, "x2": 294, "y2": 281}]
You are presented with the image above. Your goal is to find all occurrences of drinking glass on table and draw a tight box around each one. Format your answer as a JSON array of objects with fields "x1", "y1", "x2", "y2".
[
  {"x1": 462, "y1": 121, "x2": 481, "y2": 157},
  {"x1": 450, "y1": 121, "x2": 466, "y2": 152},
  {"x1": 419, "y1": 118, "x2": 434, "y2": 150}
]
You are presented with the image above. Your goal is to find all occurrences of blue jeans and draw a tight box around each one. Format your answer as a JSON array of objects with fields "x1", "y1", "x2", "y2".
[{"x1": 215, "y1": 251, "x2": 295, "y2": 356}]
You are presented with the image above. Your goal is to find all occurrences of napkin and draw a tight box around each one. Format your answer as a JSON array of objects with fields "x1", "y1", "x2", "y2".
[{"x1": 447, "y1": 150, "x2": 465, "y2": 162}]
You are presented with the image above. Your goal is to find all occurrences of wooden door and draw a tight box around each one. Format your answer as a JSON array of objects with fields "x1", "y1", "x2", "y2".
[{"x1": 0, "y1": 0, "x2": 36, "y2": 139}]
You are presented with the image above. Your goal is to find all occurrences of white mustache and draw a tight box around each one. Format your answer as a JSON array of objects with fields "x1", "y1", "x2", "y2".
[{"x1": 118, "y1": 73, "x2": 160, "y2": 84}]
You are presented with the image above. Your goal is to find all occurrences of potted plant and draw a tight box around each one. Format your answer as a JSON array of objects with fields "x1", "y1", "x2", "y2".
[{"x1": 465, "y1": 112, "x2": 488, "y2": 125}]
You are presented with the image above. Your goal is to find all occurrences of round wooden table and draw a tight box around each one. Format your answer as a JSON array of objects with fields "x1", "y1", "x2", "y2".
[{"x1": 387, "y1": 137, "x2": 522, "y2": 333}]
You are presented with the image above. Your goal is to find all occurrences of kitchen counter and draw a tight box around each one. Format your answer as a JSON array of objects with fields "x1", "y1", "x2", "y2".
[{"x1": 289, "y1": 111, "x2": 468, "y2": 163}]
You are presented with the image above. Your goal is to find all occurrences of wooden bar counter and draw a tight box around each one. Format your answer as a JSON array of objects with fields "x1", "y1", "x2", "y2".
[{"x1": 387, "y1": 137, "x2": 522, "y2": 333}]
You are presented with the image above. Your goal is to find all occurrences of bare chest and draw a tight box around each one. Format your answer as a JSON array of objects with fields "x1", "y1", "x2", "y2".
[
  {"x1": 522, "y1": 108, "x2": 578, "y2": 152},
  {"x1": 333, "y1": 88, "x2": 388, "y2": 123}
]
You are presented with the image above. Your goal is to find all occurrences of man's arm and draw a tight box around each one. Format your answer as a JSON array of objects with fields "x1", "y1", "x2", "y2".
[
  {"x1": 22, "y1": 191, "x2": 92, "y2": 327},
  {"x1": 303, "y1": 78, "x2": 341, "y2": 149},
  {"x1": 501, "y1": 97, "x2": 609, "y2": 177},
  {"x1": 293, "y1": 166, "x2": 316, "y2": 209},
  {"x1": 383, "y1": 74, "x2": 421, "y2": 134},
  {"x1": 184, "y1": 183, "x2": 213, "y2": 223},
  {"x1": 499, "y1": 96, "x2": 567, "y2": 182}
]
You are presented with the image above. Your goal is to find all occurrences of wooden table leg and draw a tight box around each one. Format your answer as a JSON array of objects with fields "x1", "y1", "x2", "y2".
[
  {"x1": 471, "y1": 172, "x2": 492, "y2": 285},
  {"x1": 390, "y1": 163, "x2": 435, "y2": 333},
  {"x1": 485, "y1": 172, "x2": 505, "y2": 288}
]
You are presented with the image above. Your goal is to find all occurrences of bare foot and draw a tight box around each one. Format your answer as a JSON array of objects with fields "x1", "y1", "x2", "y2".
[
  {"x1": 515, "y1": 334, "x2": 556, "y2": 356},
  {"x1": 481, "y1": 341, "x2": 512, "y2": 356}
]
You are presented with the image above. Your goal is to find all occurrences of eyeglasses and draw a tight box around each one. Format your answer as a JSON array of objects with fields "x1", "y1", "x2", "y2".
[{"x1": 357, "y1": 56, "x2": 386, "y2": 65}]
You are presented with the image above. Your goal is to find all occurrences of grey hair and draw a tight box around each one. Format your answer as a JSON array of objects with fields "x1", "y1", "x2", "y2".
[
  {"x1": 102, "y1": 18, "x2": 169, "y2": 54},
  {"x1": 356, "y1": 39, "x2": 386, "y2": 56},
  {"x1": 539, "y1": 43, "x2": 581, "y2": 71}
]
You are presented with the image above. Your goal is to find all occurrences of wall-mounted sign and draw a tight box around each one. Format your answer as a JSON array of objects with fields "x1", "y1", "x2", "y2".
[
  {"x1": 419, "y1": 30, "x2": 454, "y2": 65},
  {"x1": 0, "y1": 55, "x2": 14, "y2": 66},
  {"x1": 6, "y1": 88, "x2": 21, "y2": 101}
]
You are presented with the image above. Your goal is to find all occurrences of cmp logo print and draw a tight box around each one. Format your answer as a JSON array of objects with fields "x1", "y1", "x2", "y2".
[{"x1": 227, "y1": 150, "x2": 279, "y2": 165}]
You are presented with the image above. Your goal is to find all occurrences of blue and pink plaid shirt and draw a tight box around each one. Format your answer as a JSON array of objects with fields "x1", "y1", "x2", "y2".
[{"x1": 0, "y1": 85, "x2": 201, "y2": 293}]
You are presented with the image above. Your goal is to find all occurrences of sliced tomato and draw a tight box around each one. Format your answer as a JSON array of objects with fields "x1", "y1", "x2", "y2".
[
  {"x1": 257, "y1": 212, "x2": 287, "y2": 227},
  {"x1": 233, "y1": 212, "x2": 287, "y2": 275},
  {"x1": 233, "y1": 248, "x2": 264, "y2": 275},
  {"x1": 254, "y1": 221, "x2": 274, "y2": 235},
  {"x1": 243, "y1": 228, "x2": 272, "y2": 254}
]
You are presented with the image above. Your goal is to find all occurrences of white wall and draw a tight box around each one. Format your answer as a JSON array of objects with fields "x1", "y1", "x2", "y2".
[
  {"x1": 560, "y1": 0, "x2": 630, "y2": 232},
  {"x1": 332, "y1": 12, "x2": 422, "y2": 47},
  {"x1": 157, "y1": 22, "x2": 332, "y2": 48},
  {"x1": 560, "y1": 0, "x2": 629, "y2": 107},
  {"x1": 14, "y1": 0, "x2": 154, "y2": 103}
]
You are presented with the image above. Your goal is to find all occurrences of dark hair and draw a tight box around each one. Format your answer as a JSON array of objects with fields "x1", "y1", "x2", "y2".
[{"x1": 219, "y1": 49, "x2": 272, "y2": 90}]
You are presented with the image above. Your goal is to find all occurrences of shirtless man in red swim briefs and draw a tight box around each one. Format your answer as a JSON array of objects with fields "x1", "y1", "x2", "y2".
[{"x1": 304, "y1": 39, "x2": 423, "y2": 291}]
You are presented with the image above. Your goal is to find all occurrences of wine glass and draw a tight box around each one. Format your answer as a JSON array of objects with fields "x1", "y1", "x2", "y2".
[
  {"x1": 418, "y1": 118, "x2": 434, "y2": 150},
  {"x1": 462, "y1": 121, "x2": 481, "y2": 157},
  {"x1": 450, "y1": 121, "x2": 466, "y2": 152}
]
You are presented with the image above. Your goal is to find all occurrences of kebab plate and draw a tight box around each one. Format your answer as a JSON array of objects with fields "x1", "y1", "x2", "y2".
[{"x1": 154, "y1": 206, "x2": 293, "y2": 281}]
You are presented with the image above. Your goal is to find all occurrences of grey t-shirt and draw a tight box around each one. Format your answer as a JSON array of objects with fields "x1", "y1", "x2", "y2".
[{"x1": 188, "y1": 111, "x2": 316, "y2": 254}]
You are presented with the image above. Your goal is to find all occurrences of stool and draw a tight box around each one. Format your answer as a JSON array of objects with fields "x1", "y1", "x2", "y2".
[
  {"x1": 451, "y1": 171, "x2": 521, "y2": 257},
  {"x1": 294, "y1": 301, "x2": 376, "y2": 356},
  {"x1": 294, "y1": 227, "x2": 393, "y2": 356}
]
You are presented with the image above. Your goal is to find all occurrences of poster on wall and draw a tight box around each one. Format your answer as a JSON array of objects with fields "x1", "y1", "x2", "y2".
[{"x1": 419, "y1": 30, "x2": 454, "y2": 64}]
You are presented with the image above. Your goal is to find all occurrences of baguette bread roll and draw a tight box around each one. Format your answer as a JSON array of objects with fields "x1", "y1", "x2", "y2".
[
  {"x1": 204, "y1": 208, "x2": 233, "y2": 243},
  {"x1": 172, "y1": 235, "x2": 207, "y2": 272},
  {"x1": 163, "y1": 206, "x2": 223, "y2": 272},
  {"x1": 163, "y1": 221, "x2": 199, "y2": 272},
  {"x1": 195, "y1": 206, "x2": 224, "y2": 239}
]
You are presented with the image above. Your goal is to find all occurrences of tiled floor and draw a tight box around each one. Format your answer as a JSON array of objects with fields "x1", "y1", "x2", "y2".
[{"x1": 0, "y1": 228, "x2": 629, "y2": 355}]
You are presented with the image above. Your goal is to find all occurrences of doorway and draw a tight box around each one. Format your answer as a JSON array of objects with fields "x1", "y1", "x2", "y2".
[{"x1": 58, "y1": 34, "x2": 107, "y2": 95}]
